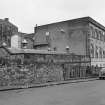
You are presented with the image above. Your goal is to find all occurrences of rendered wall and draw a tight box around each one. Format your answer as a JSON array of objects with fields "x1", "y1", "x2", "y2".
[
  {"x1": 34, "y1": 21, "x2": 88, "y2": 55},
  {"x1": 11, "y1": 35, "x2": 21, "y2": 48}
]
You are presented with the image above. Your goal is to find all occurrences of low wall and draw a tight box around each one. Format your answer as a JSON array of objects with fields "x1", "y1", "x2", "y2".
[
  {"x1": 0, "y1": 53, "x2": 91, "y2": 88},
  {"x1": 0, "y1": 63, "x2": 64, "y2": 87}
]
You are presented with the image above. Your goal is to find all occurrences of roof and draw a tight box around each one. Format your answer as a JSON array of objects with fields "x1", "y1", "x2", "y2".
[
  {"x1": 33, "y1": 32, "x2": 47, "y2": 45},
  {"x1": 21, "y1": 33, "x2": 34, "y2": 38},
  {"x1": 0, "y1": 47, "x2": 89, "y2": 60},
  {"x1": 37, "y1": 16, "x2": 105, "y2": 31},
  {"x1": 0, "y1": 46, "x2": 74, "y2": 55},
  {"x1": 34, "y1": 17, "x2": 105, "y2": 46},
  {"x1": 21, "y1": 33, "x2": 35, "y2": 41},
  {"x1": 18, "y1": 32, "x2": 27, "y2": 36},
  {"x1": 7, "y1": 47, "x2": 70, "y2": 55},
  {"x1": 34, "y1": 42, "x2": 48, "y2": 46},
  {"x1": 0, "y1": 18, "x2": 18, "y2": 29}
]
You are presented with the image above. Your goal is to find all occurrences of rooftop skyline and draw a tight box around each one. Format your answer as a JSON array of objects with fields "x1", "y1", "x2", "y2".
[{"x1": 0, "y1": 0, "x2": 105, "y2": 33}]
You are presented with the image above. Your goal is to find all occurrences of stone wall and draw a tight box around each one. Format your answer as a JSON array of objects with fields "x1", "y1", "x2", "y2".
[
  {"x1": 34, "y1": 20, "x2": 88, "y2": 55},
  {"x1": 0, "y1": 53, "x2": 91, "y2": 88},
  {"x1": 0, "y1": 63, "x2": 64, "y2": 86}
]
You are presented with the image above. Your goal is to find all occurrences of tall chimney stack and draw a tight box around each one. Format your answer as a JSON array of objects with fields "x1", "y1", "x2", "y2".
[
  {"x1": 34, "y1": 24, "x2": 38, "y2": 34},
  {"x1": 4, "y1": 18, "x2": 9, "y2": 21}
]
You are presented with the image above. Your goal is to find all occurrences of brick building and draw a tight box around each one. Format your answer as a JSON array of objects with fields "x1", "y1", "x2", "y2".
[
  {"x1": 0, "y1": 18, "x2": 18, "y2": 47},
  {"x1": 33, "y1": 17, "x2": 105, "y2": 68}
]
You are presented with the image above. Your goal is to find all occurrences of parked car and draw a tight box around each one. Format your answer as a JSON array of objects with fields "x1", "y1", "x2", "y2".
[{"x1": 99, "y1": 68, "x2": 105, "y2": 79}]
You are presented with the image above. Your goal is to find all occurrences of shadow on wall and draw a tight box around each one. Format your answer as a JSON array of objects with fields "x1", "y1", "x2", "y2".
[{"x1": 68, "y1": 29, "x2": 86, "y2": 55}]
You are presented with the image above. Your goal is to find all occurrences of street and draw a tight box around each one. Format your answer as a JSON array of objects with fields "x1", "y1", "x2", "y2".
[{"x1": 0, "y1": 80, "x2": 105, "y2": 105}]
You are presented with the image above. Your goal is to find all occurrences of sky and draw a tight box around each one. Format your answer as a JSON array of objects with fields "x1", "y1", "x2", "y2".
[{"x1": 0, "y1": 0, "x2": 105, "y2": 33}]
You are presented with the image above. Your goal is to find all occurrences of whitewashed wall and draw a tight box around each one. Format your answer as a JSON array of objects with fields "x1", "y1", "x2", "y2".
[{"x1": 11, "y1": 34, "x2": 21, "y2": 48}]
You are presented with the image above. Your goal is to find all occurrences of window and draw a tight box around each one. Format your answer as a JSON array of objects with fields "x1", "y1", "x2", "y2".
[
  {"x1": 90, "y1": 26, "x2": 94, "y2": 38},
  {"x1": 102, "y1": 32, "x2": 105, "y2": 42},
  {"x1": 90, "y1": 26, "x2": 96, "y2": 38},
  {"x1": 90, "y1": 43, "x2": 94, "y2": 58},
  {"x1": 103, "y1": 34, "x2": 105, "y2": 42},
  {"x1": 95, "y1": 29, "x2": 99, "y2": 40},
  {"x1": 103, "y1": 51, "x2": 105, "y2": 58},
  {"x1": 95, "y1": 46, "x2": 98, "y2": 58},
  {"x1": 100, "y1": 31, "x2": 103, "y2": 41},
  {"x1": 99, "y1": 47, "x2": 102, "y2": 58}
]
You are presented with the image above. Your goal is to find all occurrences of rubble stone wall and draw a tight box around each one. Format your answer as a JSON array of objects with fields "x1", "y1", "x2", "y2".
[{"x1": 0, "y1": 54, "x2": 91, "y2": 88}]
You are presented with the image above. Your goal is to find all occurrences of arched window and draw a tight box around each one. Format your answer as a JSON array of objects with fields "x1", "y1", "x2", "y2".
[
  {"x1": 95, "y1": 29, "x2": 100, "y2": 40},
  {"x1": 100, "y1": 31, "x2": 103, "y2": 41},
  {"x1": 90, "y1": 43, "x2": 94, "y2": 58},
  {"x1": 90, "y1": 26, "x2": 95, "y2": 38},
  {"x1": 103, "y1": 51, "x2": 105, "y2": 58},
  {"x1": 95, "y1": 46, "x2": 99, "y2": 58},
  {"x1": 99, "y1": 47, "x2": 102, "y2": 58}
]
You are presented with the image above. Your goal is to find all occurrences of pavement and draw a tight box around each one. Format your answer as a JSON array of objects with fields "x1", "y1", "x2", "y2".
[{"x1": 0, "y1": 77, "x2": 98, "y2": 91}]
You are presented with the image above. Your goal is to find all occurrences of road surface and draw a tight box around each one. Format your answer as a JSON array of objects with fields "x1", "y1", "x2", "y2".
[{"x1": 0, "y1": 80, "x2": 105, "y2": 105}]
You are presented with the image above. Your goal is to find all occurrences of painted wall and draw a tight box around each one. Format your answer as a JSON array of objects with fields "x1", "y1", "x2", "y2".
[
  {"x1": 34, "y1": 20, "x2": 88, "y2": 55},
  {"x1": 11, "y1": 34, "x2": 21, "y2": 48}
]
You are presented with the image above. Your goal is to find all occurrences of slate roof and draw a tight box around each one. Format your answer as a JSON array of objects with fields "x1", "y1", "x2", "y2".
[
  {"x1": 34, "y1": 42, "x2": 48, "y2": 46},
  {"x1": 37, "y1": 16, "x2": 105, "y2": 31},
  {"x1": 21, "y1": 33, "x2": 35, "y2": 41},
  {"x1": 21, "y1": 33, "x2": 34, "y2": 38},
  {"x1": 0, "y1": 18, "x2": 18, "y2": 29},
  {"x1": 33, "y1": 32, "x2": 47, "y2": 46}
]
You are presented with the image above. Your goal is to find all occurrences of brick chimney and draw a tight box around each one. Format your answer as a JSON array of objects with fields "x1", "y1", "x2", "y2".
[
  {"x1": 34, "y1": 24, "x2": 37, "y2": 34},
  {"x1": 4, "y1": 18, "x2": 9, "y2": 21}
]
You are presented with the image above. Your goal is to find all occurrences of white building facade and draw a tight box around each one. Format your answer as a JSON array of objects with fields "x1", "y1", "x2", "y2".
[{"x1": 11, "y1": 34, "x2": 21, "y2": 48}]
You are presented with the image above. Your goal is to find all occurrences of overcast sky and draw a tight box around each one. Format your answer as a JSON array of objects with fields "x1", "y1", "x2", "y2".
[{"x1": 0, "y1": 0, "x2": 105, "y2": 33}]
